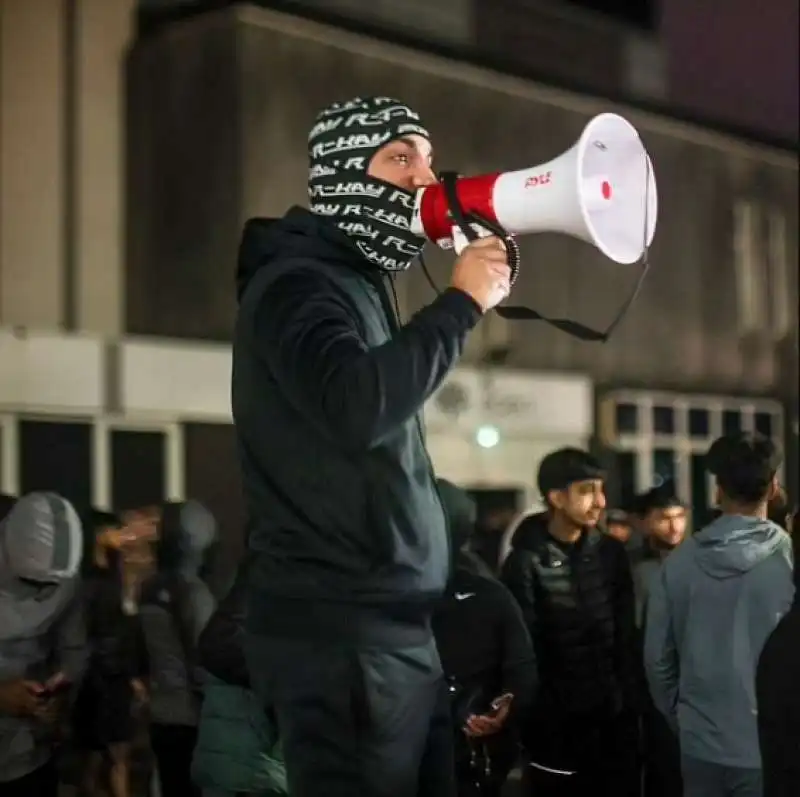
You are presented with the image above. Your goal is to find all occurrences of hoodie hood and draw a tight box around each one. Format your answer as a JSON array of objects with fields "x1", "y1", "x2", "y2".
[
  {"x1": 693, "y1": 514, "x2": 789, "y2": 579},
  {"x1": 156, "y1": 500, "x2": 217, "y2": 575},
  {"x1": 0, "y1": 492, "x2": 82, "y2": 591},
  {"x1": 436, "y1": 479, "x2": 476, "y2": 552},
  {"x1": 236, "y1": 207, "x2": 364, "y2": 301}
]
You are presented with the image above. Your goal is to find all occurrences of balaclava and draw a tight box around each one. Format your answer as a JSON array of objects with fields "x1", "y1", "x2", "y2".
[{"x1": 307, "y1": 96, "x2": 431, "y2": 271}]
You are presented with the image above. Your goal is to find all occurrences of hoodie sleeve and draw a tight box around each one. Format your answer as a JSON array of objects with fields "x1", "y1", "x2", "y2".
[
  {"x1": 643, "y1": 566, "x2": 679, "y2": 730},
  {"x1": 251, "y1": 268, "x2": 481, "y2": 452},
  {"x1": 52, "y1": 589, "x2": 88, "y2": 684}
]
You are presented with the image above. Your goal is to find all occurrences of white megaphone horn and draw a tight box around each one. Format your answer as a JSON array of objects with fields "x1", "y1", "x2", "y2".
[{"x1": 410, "y1": 112, "x2": 658, "y2": 266}]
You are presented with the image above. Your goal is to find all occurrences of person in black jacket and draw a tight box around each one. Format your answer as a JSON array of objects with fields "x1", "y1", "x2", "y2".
[
  {"x1": 756, "y1": 511, "x2": 800, "y2": 797},
  {"x1": 432, "y1": 479, "x2": 537, "y2": 797},
  {"x1": 501, "y1": 448, "x2": 643, "y2": 797},
  {"x1": 233, "y1": 96, "x2": 512, "y2": 797},
  {"x1": 73, "y1": 510, "x2": 148, "y2": 797}
]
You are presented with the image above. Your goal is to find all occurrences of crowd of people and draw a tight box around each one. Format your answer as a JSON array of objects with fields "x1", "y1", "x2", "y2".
[{"x1": 0, "y1": 433, "x2": 796, "y2": 797}]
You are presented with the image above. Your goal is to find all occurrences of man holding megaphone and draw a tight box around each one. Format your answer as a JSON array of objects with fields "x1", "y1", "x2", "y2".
[{"x1": 233, "y1": 96, "x2": 513, "y2": 797}]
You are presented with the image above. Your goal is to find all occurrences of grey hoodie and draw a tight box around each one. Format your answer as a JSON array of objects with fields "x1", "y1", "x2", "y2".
[
  {"x1": 0, "y1": 492, "x2": 87, "y2": 782},
  {"x1": 644, "y1": 514, "x2": 794, "y2": 768},
  {"x1": 138, "y1": 500, "x2": 217, "y2": 727}
]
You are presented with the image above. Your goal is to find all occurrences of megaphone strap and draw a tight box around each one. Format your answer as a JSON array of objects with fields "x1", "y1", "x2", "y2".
[
  {"x1": 436, "y1": 165, "x2": 653, "y2": 343},
  {"x1": 438, "y1": 171, "x2": 521, "y2": 286}
]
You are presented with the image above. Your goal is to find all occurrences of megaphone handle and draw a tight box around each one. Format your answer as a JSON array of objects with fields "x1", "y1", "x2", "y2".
[{"x1": 451, "y1": 224, "x2": 492, "y2": 254}]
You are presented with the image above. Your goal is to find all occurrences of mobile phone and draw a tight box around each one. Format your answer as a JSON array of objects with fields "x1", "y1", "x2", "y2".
[{"x1": 488, "y1": 694, "x2": 514, "y2": 715}]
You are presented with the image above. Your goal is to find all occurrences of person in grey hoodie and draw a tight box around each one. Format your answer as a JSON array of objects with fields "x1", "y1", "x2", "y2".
[
  {"x1": 138, "y1": 499, "x2": 217, "y2": 797},
  {"x1": 0, "y1": 492, "x2": 87, "y2": 795},
  {"x1": 644, "y1": 432, "x2": 794, "y2": 797}
]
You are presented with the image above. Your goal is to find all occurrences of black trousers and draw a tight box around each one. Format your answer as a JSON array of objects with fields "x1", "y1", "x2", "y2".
[
  {"x1": 642, "y1": 703, "x2": 682, "y2": 797},
  {"x1": 1, "y1": 757, "x2": 59, "y2": 797},
  {"x1": 455, "y1": 729, "x2": 519, "y2": 797},
  {"x1": 522, "y1": 708, "x2": 641, "y2": 797},
  {"x1": 245, "y1": 633, "x2": 456, "y2": 797},
  {"x1": 151, "y1": 722, "x2": 201, "y2": 797}
]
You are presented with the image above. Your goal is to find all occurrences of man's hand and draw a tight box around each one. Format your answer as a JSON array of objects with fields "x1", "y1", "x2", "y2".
[
  {"x1": 463, "y1": 693, "x2": 514, "y2": 738},
  {"x1": 131, "y1": 678, "x2": 148, "y2": 705},
  {"x1": 450, "y1": 236, "x2": 512, "y2": 312},
  {"x1": 0, "y1": 679, "x2": 46, "y2": 717}
]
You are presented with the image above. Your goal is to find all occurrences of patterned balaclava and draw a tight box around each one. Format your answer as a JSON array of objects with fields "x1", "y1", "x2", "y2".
[{"x1": 307, "y1": 96, "x2": 431, "y2": 272}]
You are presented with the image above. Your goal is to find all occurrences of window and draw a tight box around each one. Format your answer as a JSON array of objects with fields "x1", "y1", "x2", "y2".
[
  {"x1": 652, "y1": 406, "x2": 675, "y2": 435},
  {"x1": 111, "y1": 429, "x2": 167, "y2": 511},
  {"x1": 690, "y1": 453, "x2": 712, "y2": 527},
  {"x1": 733, "y1": 199, "x2": 765, "y2": 334},
  {"x1": 92, "y1": 420, "x2": 184, "y2": 511},
  {"x1": 766, "y1": 208, "x2": 791, "y2": 339},
  {"x1": 615, "y1": 403, "x2": 639, "y2": 434},
  {"x1": 184, "y1": 422, "x2": 245, "y2": 593},
  {"x1": 601, "y1": 391, "x2": 784, "y2": 531},
  {"x1": 18, "y1": 419, "x2": 92, "y2": 511},
  {"x1": 612, "y1": 450, "x2": 637, "y2": 509}
]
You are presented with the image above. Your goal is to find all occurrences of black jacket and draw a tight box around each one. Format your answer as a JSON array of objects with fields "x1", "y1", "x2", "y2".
[
  {"x1": 501, "y1": 512, "x2": 644, "y2": 717},
  {"x1": 433, "y1": 560, "x2": 537, "y2": 722},
  {"x1": 757, "y1": 598, "x2": 800, "y2": 796},
  {"x1": 232, "y1": 208, "x2": 481, "y2": 643},
  {"x1": 197, "y1": 559, "x2": 250, "y2": 689},
  {"x1": 82, "y1": 565, "x2": 148, "y2": 680}
]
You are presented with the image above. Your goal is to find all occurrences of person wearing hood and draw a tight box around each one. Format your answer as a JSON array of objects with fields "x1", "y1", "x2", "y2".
[
  {"x1": 644, "y1": 432, "x2": 794, "y2": 797},
  {"x1": 137, "y1": 500, "x2": 217, "y2": 797},
  {"x1": 432, "y1": 479, "x2": 536, "y2": 797},
  {"x1": 0, "y1": 492, "x2": 87, "y2": 795},
  {"x1": 756, "y1": 510, "x2": 800, "y2": 797},
  {"x1": 192, "y1": 552, "x2": 287, "y2": 797},
  {"x1": 501, "y1": 448, "x2": 644, "y2": 797},
  {"x1": 232, "y1": 96, "x2": 511, "y2": 797}
]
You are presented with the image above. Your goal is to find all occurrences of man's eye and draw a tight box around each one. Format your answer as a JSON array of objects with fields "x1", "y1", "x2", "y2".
[{"x1": 393, "y1": 154, "x2": 410, "y2": 164}]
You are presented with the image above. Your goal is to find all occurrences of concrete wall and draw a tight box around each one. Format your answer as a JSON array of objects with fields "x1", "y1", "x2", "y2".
[{"x1": 0, "y1": 0, "x2": 134, "y2": 334}]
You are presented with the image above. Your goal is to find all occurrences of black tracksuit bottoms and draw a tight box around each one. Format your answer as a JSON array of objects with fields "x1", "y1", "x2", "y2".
[{"x1": 245, "y1": 632, "x2": 456, "y2": 797}]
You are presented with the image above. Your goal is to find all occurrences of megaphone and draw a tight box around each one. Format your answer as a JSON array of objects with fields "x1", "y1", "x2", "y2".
[{"x1": 410, "y1": 112, "x2": 657, "y2": 265}]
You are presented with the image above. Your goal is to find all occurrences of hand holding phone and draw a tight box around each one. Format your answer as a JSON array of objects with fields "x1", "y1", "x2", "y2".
[{"x1": 464, "y1": 693, "x2": 514, "y2": 738}]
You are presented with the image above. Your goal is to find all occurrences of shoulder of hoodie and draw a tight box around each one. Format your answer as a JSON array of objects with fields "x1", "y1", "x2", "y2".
[
  {"x1": 240, "y1": 254, "x2": 371, "y2": 319},
  {"x1": 662, "y1": 525, "x2": 793, "y2": 573},
  {"x1": 448, "y1": 569, "x2": 520, "y2": 614},
  {"x1": 452, "y1": 568, "x2": 512, "y2": 599}
]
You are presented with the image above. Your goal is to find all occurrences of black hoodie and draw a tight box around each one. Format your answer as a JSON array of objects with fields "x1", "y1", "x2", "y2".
[
  {"x1": 756, "y1": 531, "x2": 800, "y2": 796},
  {"x1": 232, "y1": 207, "x2": 482, "y2": 644}
]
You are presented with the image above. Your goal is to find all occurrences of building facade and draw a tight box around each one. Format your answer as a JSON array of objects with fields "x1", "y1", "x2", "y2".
[{"x1": 1, "y1": 3, "x2": 797, "y2": 569}]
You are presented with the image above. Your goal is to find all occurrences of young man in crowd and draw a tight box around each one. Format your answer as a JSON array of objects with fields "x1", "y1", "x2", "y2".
[
  {"x1": 645, "y1": 432, "x2": 794, "y2": 797},
  {"x1": 757, "y1": 511, "x2": 800, "y2": 796},
  {"x1": 0, "y1": 492, "x2": 87, "y2": 796},
  {"x1": 502, "y1": 448, "x2": 643, "y2": 797},
  {"x1": 138, "y1": 500, "x2": 217, "y2": 797},
  {"x1": 433, "y1": 479, "x2": 536, "y2": 796},
  {"x1": 632, "y1": 484, "x2": 687, "y2": 797},
  {"x1": 631, "y1": 484, "x2": 688, "y2": 626},
  {"x1": 604, "y1": 508, "x2": 633, "y2": 545}
]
